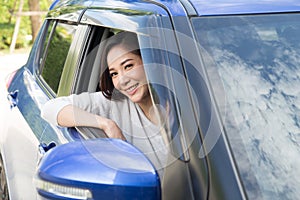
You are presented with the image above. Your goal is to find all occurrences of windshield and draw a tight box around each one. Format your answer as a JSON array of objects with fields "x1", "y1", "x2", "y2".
[{"x1": 192, "y1": 14, "x2": 300, "y2": 199}]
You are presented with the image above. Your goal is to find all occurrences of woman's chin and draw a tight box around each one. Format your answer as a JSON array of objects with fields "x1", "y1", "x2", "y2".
[{"x1": 129, "y1": 96, "x2": 141, "y2": 103}]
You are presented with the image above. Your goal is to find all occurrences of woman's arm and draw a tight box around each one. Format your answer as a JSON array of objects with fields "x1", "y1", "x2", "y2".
[
  {"x1": 41, "y1": 93, "x2": 126, "y2": 140},
  {"x1": 57, "y1": 105, "x2": 125, "y2": 140}
]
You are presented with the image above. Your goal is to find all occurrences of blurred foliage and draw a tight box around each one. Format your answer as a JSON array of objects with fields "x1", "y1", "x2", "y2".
[
  {"x1": 0, "y1": 0, "x2": 52, "y2": 50},
  {"x1": 42, "y1": 24, "x2": 74, "y2": 93}
]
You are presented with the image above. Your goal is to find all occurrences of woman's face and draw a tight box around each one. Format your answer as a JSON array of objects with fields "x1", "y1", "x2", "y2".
[{"x1": 107, "y1": 44, "x2": 150, "y2": 104}]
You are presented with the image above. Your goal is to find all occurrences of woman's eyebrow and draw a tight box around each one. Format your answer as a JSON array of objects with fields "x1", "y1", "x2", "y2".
[
  {"x1": 121, "y1": 58, "x2": 133, "y2": 66},
  {"x1": 108, "y1": 67, "x2": 115, "y2": 72},
  {"x1": 108, "y1": 58, "x2": 134, "y2": 72}
]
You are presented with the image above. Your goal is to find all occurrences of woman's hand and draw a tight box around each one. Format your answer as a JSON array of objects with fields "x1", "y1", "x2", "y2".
[{"x1": 102, "y1": 118, "x2": 126, "y2": 140}]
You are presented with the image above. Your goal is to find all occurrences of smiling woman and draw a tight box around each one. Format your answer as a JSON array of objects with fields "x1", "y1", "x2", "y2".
[
  {"x1": 100, "y1": 32, "x2": 155, "y2": 123},
  {"x1": 41, "y1": 31, "x2": 170, "y2": 175}
]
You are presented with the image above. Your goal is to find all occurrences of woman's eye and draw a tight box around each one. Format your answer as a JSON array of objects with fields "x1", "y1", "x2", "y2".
[
  {"x1": 110, "y1": 72, "x2": 117, "y2": 77},
  {"x1": 124, "y1": 64, "x2": 133, "y2": 69}
]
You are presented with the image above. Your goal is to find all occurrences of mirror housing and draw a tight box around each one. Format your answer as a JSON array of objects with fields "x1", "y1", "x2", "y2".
[{"x1": 36, "y1": 138, "x2": 161, "y2": 200}]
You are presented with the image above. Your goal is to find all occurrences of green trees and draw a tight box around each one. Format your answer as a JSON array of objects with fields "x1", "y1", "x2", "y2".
[
  {"x1": 0, "y1": 0, "x2": 51, "y2": 51},
  {"x1": 28, "y1": 0, "x2": 44, "y2": 41}
]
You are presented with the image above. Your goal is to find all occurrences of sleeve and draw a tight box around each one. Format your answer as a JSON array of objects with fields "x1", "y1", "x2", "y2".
[
  {"x1": 41, "y1": 92, "x2": 110, "y2": 126},
  {"x1": 40, "y1": 96, "x2": 72, "y2": 126}
]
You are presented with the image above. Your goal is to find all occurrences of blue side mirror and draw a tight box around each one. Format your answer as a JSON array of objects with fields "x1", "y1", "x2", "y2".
[{"x1": 35, "y1": 138, "x2": 161, "y2": 200}]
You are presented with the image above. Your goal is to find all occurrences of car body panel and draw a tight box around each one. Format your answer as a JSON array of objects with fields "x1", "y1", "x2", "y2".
[
  {"x1": 189, "y1": 0, "x2": 300, "y2": 16},
  {"x1": 1, "y1": 81, "x2": 39, "y2": 199},
  {"x1": 38, "y1": 139, "x2": 161, "y2": 199},
  {"x1": 3, "y1": 46, "x2": 74, "y2": 199}
]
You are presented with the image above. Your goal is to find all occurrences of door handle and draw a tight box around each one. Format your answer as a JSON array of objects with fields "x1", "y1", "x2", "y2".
[
  {"x1": 7, "y1": 90, "x2": 19, "y2": 108},
  {"x1": 39, "y1": 142, "x2": 56, "y2": 154}
]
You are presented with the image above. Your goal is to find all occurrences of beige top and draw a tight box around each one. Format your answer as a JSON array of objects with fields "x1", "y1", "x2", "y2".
[{"x1": 41, "y1": 92, "x2": 168, "y2": 172}]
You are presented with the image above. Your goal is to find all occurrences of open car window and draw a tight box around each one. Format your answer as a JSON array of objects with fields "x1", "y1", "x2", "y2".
[{"x1": 73, "y1": 26, "x2": 192, "y2": 168}]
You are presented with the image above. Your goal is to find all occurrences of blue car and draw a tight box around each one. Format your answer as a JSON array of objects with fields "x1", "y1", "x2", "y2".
[{"x1": 2, "y1": 0, "x2": 300, "y2": 199}]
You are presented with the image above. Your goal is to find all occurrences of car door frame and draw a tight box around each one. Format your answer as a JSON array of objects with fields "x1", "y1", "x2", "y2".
[{"x1": 75, "y1": 5, "x2": 211, "y2": 199}]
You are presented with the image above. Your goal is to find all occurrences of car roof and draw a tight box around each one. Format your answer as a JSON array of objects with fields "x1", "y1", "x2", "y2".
[
  {"x1": 188, "y1": 0, "x2": 300, "y2": 16},
  {"x1": 49, "y1": 0, "x2": 300, "y2": 17}
]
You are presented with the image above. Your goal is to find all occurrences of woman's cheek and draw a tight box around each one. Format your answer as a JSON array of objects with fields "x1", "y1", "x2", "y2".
[
  {"x1": 112, "y1": 78, "x2": 120, "y2": 91},
  {"x1": 130, "y1": 66, "x2": 147, "y2": 82}
]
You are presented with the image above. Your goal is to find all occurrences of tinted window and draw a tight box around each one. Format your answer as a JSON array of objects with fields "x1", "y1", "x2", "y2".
[
  {"x1": 38, "y1": 20, "x2": 55, "y2": 67},
  {"x1": 192, "y1": 14, "x2": 300, "y2": 199},
  {"x1": 40, "y1": 21, "x2": 77, "y2": 94}
]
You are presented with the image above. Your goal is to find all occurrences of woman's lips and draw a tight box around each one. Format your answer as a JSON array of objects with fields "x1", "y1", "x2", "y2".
[{"x1": 125, "y1": 83, "x2": 139, "y2": 95}]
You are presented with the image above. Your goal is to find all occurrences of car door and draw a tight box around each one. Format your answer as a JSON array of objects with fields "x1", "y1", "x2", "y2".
[
  {"x1": 169, "y1": 15, "x2": 246, "y2": 199},
  {"x1": 3, "y1": 18, "x2": 87, "y2": 199},
  {"x1": 75, "y1": 4, "x2": 210, "y2": 199}
]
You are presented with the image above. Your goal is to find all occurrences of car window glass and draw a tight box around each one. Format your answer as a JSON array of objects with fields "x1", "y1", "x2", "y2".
[
  {"x1": 137, "y1": 32, "x2": 195, "y2": 163},
  {"x1": 40, "y1": 21, "x2": 77, "y2": 94},
  {"x1": 38, "y1": 20, "x2": 55, "y2": 68},
  {"x1": 192, "y1": 14, "x2": 300, "y2": 199}
]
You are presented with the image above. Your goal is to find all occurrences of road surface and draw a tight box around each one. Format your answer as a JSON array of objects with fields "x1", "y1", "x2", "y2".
[{"x1": 0, "y1": 52, "x2": 29, "y2": 91}]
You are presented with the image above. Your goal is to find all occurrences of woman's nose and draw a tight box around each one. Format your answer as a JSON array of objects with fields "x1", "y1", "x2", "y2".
[{"x1": 118, "y1": 73, "x2": 130, "y2": 87}]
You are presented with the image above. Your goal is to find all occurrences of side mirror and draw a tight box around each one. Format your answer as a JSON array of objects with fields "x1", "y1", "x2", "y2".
[{"x1": 35, "y1": 138, "x2": 161, "y2": 200}]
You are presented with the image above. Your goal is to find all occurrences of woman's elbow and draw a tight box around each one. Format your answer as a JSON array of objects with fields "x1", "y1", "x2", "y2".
[{"x1": 41, "y1": 99, "x2": 71, "y2": 127}]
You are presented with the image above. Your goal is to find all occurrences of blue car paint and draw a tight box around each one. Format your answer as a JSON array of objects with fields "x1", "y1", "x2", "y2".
[
  {"x1": 189, "y1": 0, "x2": 300, "y2": 16},
  {"x1": 7, "y1": 67, "x2": 67, "y2": 145},
  {"x1": 49, "y1": 0, "x2": 60, "y2": 10},
  {"x1": 38, "y1": 138, "x2": 161, "y2": 199},
  {"x1": 49, "y1": 0, "x2": 300, "y2": 17},
  {"x1": 7, "y1": 21, "x2": 80, "y2": 145}
]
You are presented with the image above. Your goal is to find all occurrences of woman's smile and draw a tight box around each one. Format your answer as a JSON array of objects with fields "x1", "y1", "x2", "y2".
[{"x1": 125, "y1": 83, "x2": 139, "y2": 95}]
